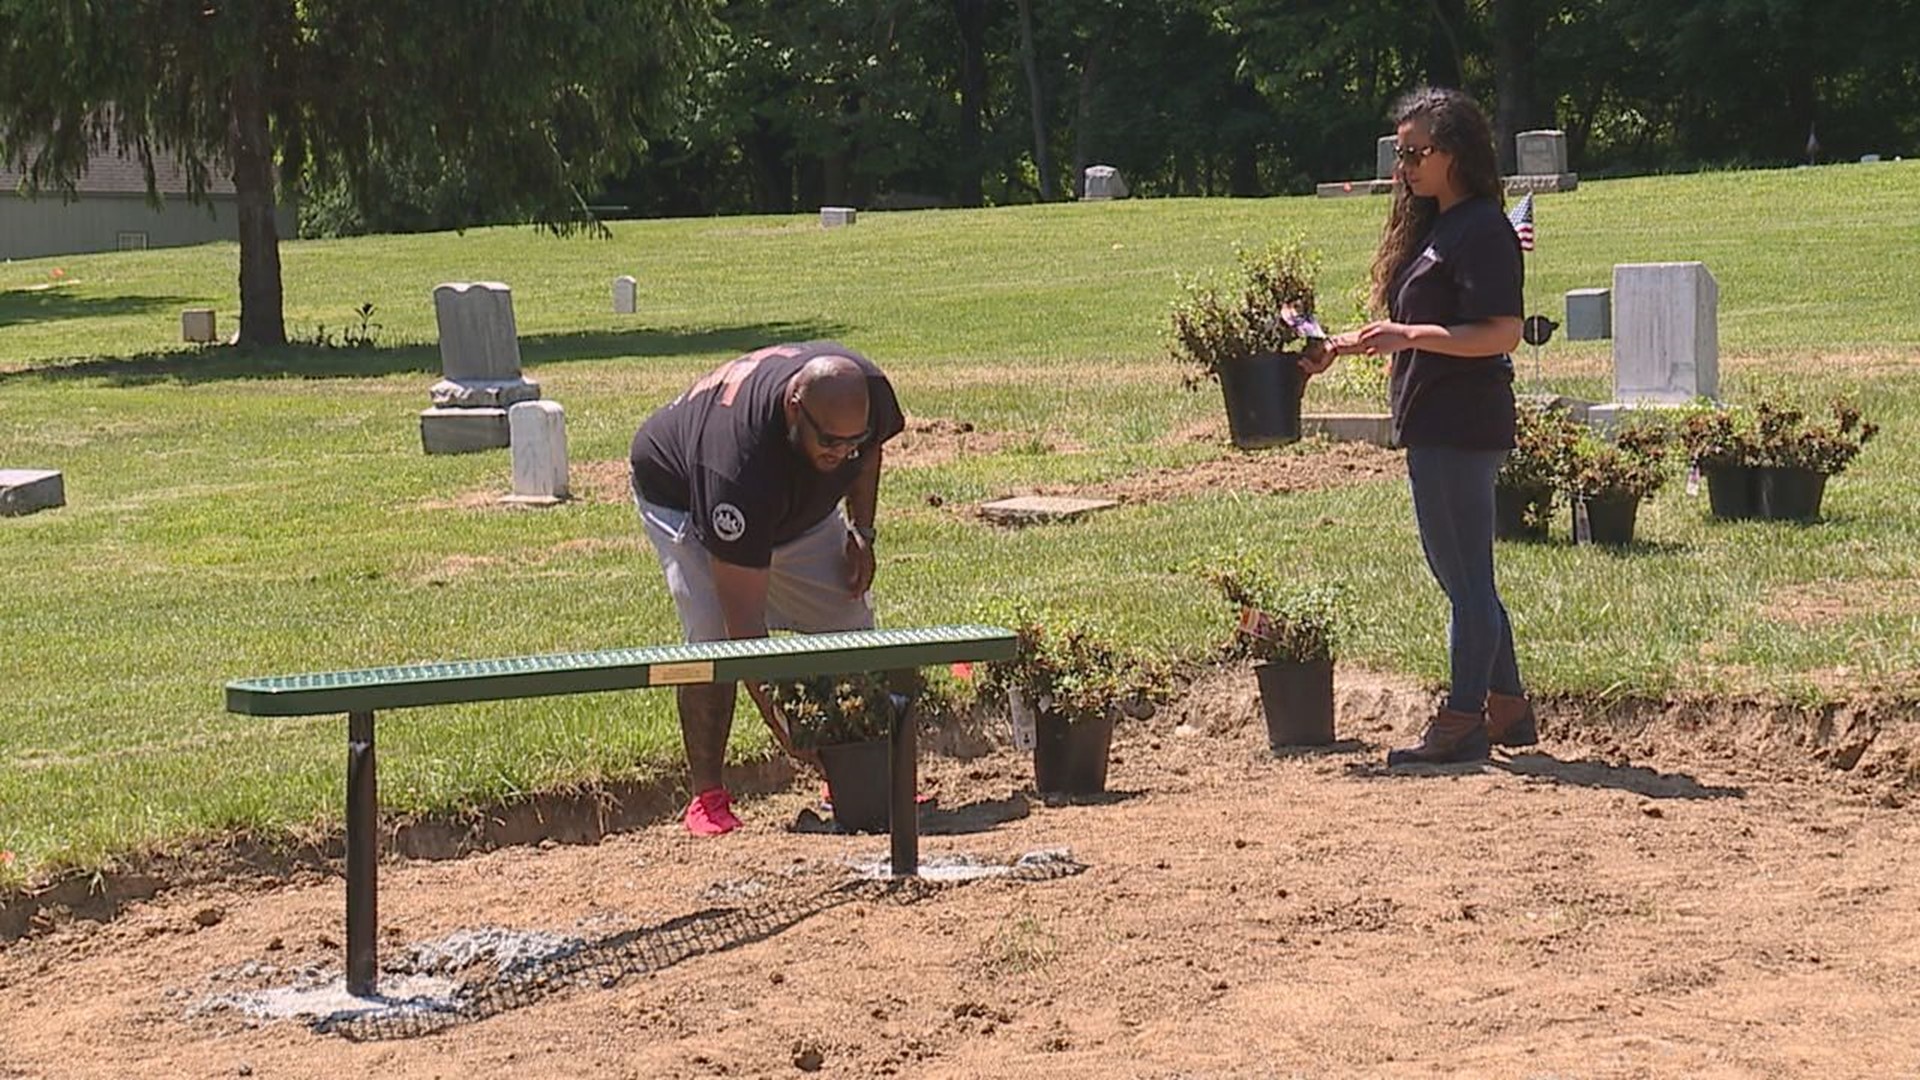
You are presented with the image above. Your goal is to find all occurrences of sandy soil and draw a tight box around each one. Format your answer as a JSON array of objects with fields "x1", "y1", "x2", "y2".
[{"x1": 3, "y1": 670, "x2": 1918, "y2": 1080}]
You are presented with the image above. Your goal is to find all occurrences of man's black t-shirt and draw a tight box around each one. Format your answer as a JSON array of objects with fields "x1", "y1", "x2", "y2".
[
  {"x1": 1386, "y1": 196, "x2": 1524, "y2": 449},
  {"x1": 630, "y1": 342, "x2": 905, "y2": 568}
]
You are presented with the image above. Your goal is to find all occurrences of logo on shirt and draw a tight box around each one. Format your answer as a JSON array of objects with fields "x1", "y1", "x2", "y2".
[{"x1": 711, "y1": 502, "x2": 747, "y2": 542}]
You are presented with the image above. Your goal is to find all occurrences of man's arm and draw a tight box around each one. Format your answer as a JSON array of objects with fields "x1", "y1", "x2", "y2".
[{"x1": 843, "y1": 445, "x2": 882, "y2": 596}]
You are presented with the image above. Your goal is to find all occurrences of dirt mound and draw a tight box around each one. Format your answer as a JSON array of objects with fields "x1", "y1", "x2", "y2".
[{"x1": 888, "y1": 417, "x2": 1029, "y2": 469}]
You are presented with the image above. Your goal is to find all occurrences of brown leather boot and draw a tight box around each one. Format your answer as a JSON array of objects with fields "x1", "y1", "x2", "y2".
[
  {"x1": 1387, "y1": 707, "x2": 1491, "y2": 766},
  {"x1": 1485, "y1": 691, "x2": 1539, "y2": 747}
]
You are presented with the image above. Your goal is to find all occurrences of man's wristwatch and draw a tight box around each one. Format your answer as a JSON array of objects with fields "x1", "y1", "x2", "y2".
[{"x1": 851, "y1": 524, "x2": 877, "y2": 544}]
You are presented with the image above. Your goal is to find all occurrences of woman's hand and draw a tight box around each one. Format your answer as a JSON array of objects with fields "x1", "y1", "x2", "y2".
[
  {"x1": 1297, "y1": 337, "x2": 1336, "y2": 376},
  {"x1": 1353, "y1": 320, "x2": 1417, "y2": 355}
]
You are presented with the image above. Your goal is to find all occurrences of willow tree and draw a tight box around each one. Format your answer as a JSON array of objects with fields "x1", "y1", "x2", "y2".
[{"x1": 0, "y1": 0, "x2": 717, "y2": 346}]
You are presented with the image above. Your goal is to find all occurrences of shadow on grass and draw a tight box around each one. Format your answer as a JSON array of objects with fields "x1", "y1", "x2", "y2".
[
  {"x1": 1491, "y1": 751, "x2": 1745, "y2": 800},
  {"x1": 0, "y1": 286, "x2": 200, "y2": 326},
  {"x1": 0, "y1": 320, "x2": 846, "y2": 387}
]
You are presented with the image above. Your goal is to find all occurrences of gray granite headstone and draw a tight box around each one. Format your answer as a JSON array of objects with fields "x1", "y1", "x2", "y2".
[
  {"x1": 1610, "y1": 262, "x2": 1717, "y2": 404},
  {"x1": 430, "y1": 282, "x2": 540, "y2": 409},
  {"x1": 1565, "y1": 288, "x2": 1611, "y2": 341},
  {"x1": 611, "y1": 275, "x2": 637, "y2": 315},
  {"x1": 0, "y1": 469, "x2": 65, "y2": 516},
  {"x1": 1082, "y1": 165, "x2": 1129, "y2": 200},
  {"x1": 181, "y1": 309, "x2": 217, "y2": 344},
  {"x1": 1516, "y1": 130, "x2": 1569, "y2": 176},
  {"x1": 820, "y1": 206, "x2": 857, "y2": 228},
  {"x1": 506, "y1": 401, "x2": 570, "y2": 505},
  {"x1": 1376, "y1": 135, "x2": 1398, "y2": 180}
]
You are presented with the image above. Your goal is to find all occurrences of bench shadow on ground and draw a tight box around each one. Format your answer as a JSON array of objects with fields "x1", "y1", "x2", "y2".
[
  {"x1": 1344, "y1": 752, "x2": 1744, "y2": 800},
  {"x1": 0, "y1": 320, "x2": 845, "y2": 387}
]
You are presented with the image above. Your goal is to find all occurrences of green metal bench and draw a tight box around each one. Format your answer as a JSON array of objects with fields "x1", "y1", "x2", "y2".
[{"x1": 225, "y1": 624, "x2": 1016, "y2": 997}]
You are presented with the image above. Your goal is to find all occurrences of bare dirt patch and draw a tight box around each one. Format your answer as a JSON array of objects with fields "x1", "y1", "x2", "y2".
[
  {"x1": 1022, "y1": 439, "x2": 1402, "y2": 508},
  {"x1": 887, "y1": 417, "x2": 1049, "y2": 470},
  {"x1": 5, "y1": 671, "x2": 1919, "y2": 1077},
  {"x1": 1764, "y1": 578, "x2": 1920, "y2": 627}
]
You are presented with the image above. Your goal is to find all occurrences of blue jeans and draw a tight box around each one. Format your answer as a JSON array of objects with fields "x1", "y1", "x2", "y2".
[{"x1": 1405, "y1": 446, "x2": 1525, "y2": 713}]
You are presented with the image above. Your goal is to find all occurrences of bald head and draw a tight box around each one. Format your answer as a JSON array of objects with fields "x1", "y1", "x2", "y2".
[{"x1": 791, "y1": 354, "x2": 870, "y2": 432}]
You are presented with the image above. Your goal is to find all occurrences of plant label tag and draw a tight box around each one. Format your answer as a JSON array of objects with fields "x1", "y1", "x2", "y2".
[
  {"x1": 1573, "y1": 499, "x2": 1591, "y2": 545},
  {"x1": 1008, "y1": 691, "x2": 1038, "y2": 752},
  {"x1": 1685, "y1": 465, "x2": 1701, "y2": 497}
]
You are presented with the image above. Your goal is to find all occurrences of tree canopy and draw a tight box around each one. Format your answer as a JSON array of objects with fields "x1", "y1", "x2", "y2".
[{"x1": 0, "y1": 0, "x2": 719, "y2": 345}]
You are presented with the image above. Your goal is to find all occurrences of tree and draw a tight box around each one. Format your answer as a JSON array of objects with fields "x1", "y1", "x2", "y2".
[{"x1": 0, "y1": 1, "x2": 718, "y2": 346}]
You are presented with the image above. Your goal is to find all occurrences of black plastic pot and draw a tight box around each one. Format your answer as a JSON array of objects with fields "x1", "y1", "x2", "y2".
[
  {"x1": 1576, "y1": 493, "x2": 1641, "y2": 546},
  {"x1": 1494, "y1": 485, "x2": 1553, "y2": 541},
  {"x1": 1254, "y1": 658, "x2": 1334, "y2": 750},
  {"x1": 1033, "y1": 710, "x2": 1115, "y2": 795},
  {"x1": 817, "y1": 738, "x2": 892, "y2": 834},
  {"x1": 1755, "y1": 467, "x2": 1827, "y2": 522},
  {"x1": 1703, "y1": 464, "x2": 1757, "y2": 520},
  {"x1": 1217, "y1": 351, "x2": 1304, "y2": 450}
]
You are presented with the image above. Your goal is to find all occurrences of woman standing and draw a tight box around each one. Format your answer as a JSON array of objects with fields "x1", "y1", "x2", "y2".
[{"x1": 1329, "y1": 87, "x2": 1536, "y2": 765}]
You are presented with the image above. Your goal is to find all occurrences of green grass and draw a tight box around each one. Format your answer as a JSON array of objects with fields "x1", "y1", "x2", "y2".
[{"x1": 3, "y1": 161, "x2": 1919, "y2": 888}]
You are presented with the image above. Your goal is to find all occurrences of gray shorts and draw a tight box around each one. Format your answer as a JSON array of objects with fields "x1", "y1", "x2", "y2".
[{"x1": 638, "y1": 498, "x2": 875, "y2": 643}]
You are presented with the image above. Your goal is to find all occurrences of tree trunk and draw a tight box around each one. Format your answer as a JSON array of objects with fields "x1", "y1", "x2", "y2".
[
  {"x1": 1069, "y1": 33, "x2": 1107, "y2": 199},
  {"x1": 951, "y1": 0, "x2": 988, "y2": 207},
  {"x1": 230, "y1": 62, "x2": 285, "y2": 347},
  {"x1": 1014, "y1": 0, "x2": 1055, "y2": 201},
  {"x1": 1423, "y1": 0, "x2": 1467, "y2": 87},
  {"x1": 1491, "y1": 0, "x2": 1553, "y2": 174}
]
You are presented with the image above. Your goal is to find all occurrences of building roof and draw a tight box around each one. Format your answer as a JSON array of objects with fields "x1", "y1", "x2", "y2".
[{"x1": 0, "y1": 142, "x2": 236, "y2": 197}]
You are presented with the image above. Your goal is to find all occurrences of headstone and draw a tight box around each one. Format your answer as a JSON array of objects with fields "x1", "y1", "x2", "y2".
[
  {"x1": 429, "y1": 282, "x2": 539, "y2": 409},
  {"x1": 1610, "y1": 262, "x2": 1717, "y2": 404},
  {"x1": 1082, "y1": 165, "x2": 1129, "y2": 200},
  {"x1": 978, "y1": 495, "x2": 1117, "y2": 526},
  {"x1": 1515, "y1": 130, "x2": 1569, "y2": 176},
  {"x1": 1376, "y1": 135, "x2": 1398, "y2": 180},
  {"x1": 1860, "y1": 154, "x2": 1882, "y2": 163},
  {"x1": 0, "y1": 469, "x2": 65, "y2": 516},
  {"x1": 820, "y1": 206, "x2": 857, "y2": 228},
  {"x1": 1565, "y1": 288, "x2": 1611, "y2": 340},
  {"x1": 611, "y1": 275, "x2": 637, "y2": 315},
  {"x1": 181, "y1": 309, "x2": 217, "y2": 344},
  {"x1": 505, "y1": 401, "x2": 570, "y2": 505},
  {"x1": 419, "y1": 407, "x2": 511, "y2": 455}
]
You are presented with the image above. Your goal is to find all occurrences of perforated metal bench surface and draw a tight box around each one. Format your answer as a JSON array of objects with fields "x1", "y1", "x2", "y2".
[{"x1": 225, "y1": 625, "x2": 1017, "y2": 717}]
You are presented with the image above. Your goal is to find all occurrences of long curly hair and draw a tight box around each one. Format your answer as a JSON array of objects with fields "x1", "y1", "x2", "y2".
[{"x1": 1367, "y1": 87, "x2": 1505, "y2": 315}]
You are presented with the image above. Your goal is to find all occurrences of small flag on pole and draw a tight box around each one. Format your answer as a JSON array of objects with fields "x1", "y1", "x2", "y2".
[{"x1": 1508, "y1": 193, "x2": 1535, "y2": 252}]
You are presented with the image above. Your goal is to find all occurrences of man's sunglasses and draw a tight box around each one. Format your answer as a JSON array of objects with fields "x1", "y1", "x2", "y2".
[
  {"x1": 797, "y1": 398, "x2": 870, "y2": 450},
  {"x1": 1393, "y1": 143, "x2": 1439, "y2": 164}
]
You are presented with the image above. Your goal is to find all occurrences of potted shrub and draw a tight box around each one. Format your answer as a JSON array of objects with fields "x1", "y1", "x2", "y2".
[
  {"x1": 1560, "y1": 416, "x2": 1672, "y2": 546},
  {"x1": 1678, "y1": 398, "x2": 1878, "y2": 522},
  {"x1": 768, "y1": 672, "x2": 912, "y2": 834},
  {"x1": 1675, "y1": 404, "x2": 1762, "y2": 520},
  {"x1": 974, "y1": 605, "x2": 1159, "y2": 797},
  {"x1": 1497, "y1": 400, "x2": 1581, "y2": 540},
  {"x1": 1748, "y1": 399, "x2": 1879, "y2": 521},
  {"x1": 1206, "y1": 556, "x2": 1342, "y2": 751},
  {"x1": 1167, "y1": 241, "x2": 1327, "y2": 450}
]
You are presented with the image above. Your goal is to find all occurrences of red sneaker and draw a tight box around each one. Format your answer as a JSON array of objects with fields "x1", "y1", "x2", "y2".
[{"x1": 683, "y1": 788, "x2": 742, "y2": 836}]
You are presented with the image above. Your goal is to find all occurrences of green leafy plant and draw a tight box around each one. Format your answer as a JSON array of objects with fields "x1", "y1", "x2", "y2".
[
  {"x1": 1166, "y1": 241, "x2": 1320, "y2": 390},
  {"x1": 1499, "y1": 400, "x2": 1583, "y2": 493},
  {"x1": 1203, "y1": 554, "x2": 1343, "y2": 664},
  {"x1": 972, "y1": 601, "x2": 1163, "y2": 724},
  {"x1": 767, "y1": 672, "x2": 905, "y2": 749},
  {"x1": 1677, "y1": 398, "x2": 1878, "y2": 475},
  {"x1": 1562, "y1": 414, "x2": 1673, "y2": 501}
]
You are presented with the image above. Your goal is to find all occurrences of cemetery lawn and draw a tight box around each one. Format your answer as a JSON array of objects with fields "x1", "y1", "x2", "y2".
[{"x1": 3, "y1": 161, "x2": 1918, "y2": 889}]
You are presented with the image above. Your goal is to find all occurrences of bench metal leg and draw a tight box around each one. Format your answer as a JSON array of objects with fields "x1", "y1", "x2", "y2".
[
  {"x1": 346, "y1": 710, "x2": 378, "y2": 997},
  {"x1": 889, "y1": 706, "x2": 917, "y2": 877}
]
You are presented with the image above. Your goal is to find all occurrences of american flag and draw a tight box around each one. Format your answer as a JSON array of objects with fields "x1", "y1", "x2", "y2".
[{"x1": 1508, "y1": 192, "x2": 1535, "y2": 252}]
